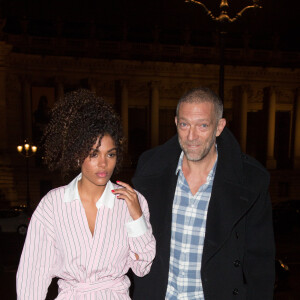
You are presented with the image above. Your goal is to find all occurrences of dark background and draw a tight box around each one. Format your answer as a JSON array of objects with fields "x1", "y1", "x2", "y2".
[
  {"x1": 1, "y1": 0, "x2": 299, "y2": 52},
  {"x1": 0, "y1": 0, "x2": 299, "y2": 299}
]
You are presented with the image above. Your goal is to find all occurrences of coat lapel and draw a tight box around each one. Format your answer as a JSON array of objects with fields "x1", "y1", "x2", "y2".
[
  {"x1": 202, "y1": 176, "x2": 254, "y2": 267},
  {"x1": 202, "y1": 128, "x2": 255, "y2": 267}
]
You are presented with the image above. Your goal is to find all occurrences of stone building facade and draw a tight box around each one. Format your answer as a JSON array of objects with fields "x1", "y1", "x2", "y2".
[{"x1": 0, "y1": 33, "x2": 299, "y2": 209}]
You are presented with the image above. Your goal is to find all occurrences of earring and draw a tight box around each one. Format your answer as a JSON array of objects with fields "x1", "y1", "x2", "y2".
[{"x1": 77, "y1": 159, "x2": 80, "y2": 167}]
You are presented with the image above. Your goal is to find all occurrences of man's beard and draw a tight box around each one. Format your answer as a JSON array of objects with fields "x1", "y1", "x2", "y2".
[{"x1": 178, "y1": 127, "x2": 217, "y2": 162}]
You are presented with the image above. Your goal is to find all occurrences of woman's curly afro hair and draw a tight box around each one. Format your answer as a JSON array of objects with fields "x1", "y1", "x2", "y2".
[{"x1": 43, "y1": 89, "x2": 124, "y2": 175}]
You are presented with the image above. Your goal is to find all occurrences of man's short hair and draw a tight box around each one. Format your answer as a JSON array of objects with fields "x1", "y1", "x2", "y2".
[{"x1": 176, "y1": 87, "x2": 223, "y2": 120}]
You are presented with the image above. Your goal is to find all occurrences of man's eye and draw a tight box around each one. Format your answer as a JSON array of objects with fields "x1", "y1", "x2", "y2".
[
  {"x1": 179, "y1": 122, "x2": 187, "y2": 127},
  {"x1": 196, "y1": 123, "x2": 209, "y2": 130}
]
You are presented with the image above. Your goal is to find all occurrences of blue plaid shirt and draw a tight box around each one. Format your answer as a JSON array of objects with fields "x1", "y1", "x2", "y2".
[{"x1": 165, "y1": 151, "x2": 217, "y2": 300}]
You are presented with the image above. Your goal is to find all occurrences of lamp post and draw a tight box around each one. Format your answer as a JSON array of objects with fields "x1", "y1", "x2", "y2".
[
  {"x1": 185, "y1": 0, "x2": 262, "y2": 102},
  {"x1": 17, "y1": 139, "x2": 37, "y2": 210}
]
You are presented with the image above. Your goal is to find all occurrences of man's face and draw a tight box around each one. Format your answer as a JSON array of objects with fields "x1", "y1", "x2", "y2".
[{"x1": 175, "y1": 101, "x2": 226, "y2": 162}]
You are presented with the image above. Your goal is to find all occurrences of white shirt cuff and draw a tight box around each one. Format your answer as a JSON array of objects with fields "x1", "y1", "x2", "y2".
[{"x1": 125, "y1": 214, "x2": 148, "y2": 238}]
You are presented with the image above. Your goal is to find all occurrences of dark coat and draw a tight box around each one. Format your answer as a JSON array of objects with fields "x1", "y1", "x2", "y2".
[{"x1": 132, "y1": 128, "x2": 275, "y2": 300}]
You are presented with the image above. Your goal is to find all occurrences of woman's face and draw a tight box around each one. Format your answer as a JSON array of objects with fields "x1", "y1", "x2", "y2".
[{"x1": 81, "y1": 135, "x2": 117, "y2": 188}]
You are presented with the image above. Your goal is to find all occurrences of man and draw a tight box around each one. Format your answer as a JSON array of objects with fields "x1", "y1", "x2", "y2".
[{"x1": 132, "y1": 87, "x2": 275, "y2": 299}]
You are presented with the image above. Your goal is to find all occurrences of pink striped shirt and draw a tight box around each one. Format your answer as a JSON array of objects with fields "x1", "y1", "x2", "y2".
[{"x1": 16, "y1": 174, "x2": 156, "y2": 299}]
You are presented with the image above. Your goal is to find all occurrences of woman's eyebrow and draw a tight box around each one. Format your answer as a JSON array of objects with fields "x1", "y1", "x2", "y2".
[{"x1": 90, "y1": 147, "x2": 117, "y2": 152}]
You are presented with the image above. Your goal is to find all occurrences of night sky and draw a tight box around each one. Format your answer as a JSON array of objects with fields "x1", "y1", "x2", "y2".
[{"x1": 0, "y1": 0, "x2": 299, "y2": 51}]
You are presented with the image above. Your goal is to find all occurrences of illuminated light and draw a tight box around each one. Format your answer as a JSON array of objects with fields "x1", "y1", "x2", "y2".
[{"x1": 17, "y1": 145, "x2": 23, "y2": 152}]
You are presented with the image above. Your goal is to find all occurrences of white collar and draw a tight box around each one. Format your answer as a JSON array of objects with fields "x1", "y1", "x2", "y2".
[{"x1": 63, "y1": 173, "x2": 115, "y2": 209}]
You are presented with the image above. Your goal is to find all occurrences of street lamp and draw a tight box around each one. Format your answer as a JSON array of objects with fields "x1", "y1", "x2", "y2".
[
  {"x1": 17, "y1": 139, "x2": 37, "y2": 210},
  {"x1": 185, "y1": 0, "x2": 262, "y2": 102}
]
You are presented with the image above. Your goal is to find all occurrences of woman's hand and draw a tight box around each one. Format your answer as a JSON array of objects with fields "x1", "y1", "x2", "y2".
[{"x1": 111, "y1": 181, "x2": 142, "y2": 220}]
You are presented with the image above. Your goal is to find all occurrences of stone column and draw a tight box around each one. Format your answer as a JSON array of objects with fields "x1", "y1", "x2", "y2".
[
  {"x1": 0, "y1": 41, "x2": 12, "y2": 159},
  {"x1": 294, "y1": 88, "x2": 300, "y2": 169},
  {"x1": 89, "y1": 78, "x2": 97, "y2": 93},
  {"x1": 181, "y1": 82, "x2": 193, "y2": 97},
  {"x1": 121, "y1": 80, "x2": 129, "y2": 152},
  {"x1": 55, "y1": 77, "x2": 64, "y2": 101},
  {"x1": 266, "y1": 87, "x2": 277, "y2": 169},
  {"x1": 150, "y1": 81, "x2": 160, "y2": 148},
  {"x1": 239, "y1": 86, "x2": 248, "y2": 153},
  {"x1": 22, "y1": 76, "x2": 32, "y2": 141}
]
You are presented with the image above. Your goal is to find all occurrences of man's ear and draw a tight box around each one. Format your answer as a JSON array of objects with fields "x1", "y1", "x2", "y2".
[
  {"x1": 175, "y1": 116, "x2": 177, "y2": 126},
  {"x1": 216, "y1": 118, "x2": 226, "y2": 137}
]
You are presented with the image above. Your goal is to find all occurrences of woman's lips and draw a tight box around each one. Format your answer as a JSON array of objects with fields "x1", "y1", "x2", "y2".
[{"x1": 96, "y1": 172, "x2": 107, "y2": 178}]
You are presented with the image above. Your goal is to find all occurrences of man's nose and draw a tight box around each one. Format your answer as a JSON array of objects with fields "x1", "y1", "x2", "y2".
[{"x1": 187, "y1": 126, "x2": 197, "y2": 141}]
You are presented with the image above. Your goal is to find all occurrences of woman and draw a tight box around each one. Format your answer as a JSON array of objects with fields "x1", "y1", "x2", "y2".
[{"x1": 16, "y1": 89, "x2": 156, "y2": 299}]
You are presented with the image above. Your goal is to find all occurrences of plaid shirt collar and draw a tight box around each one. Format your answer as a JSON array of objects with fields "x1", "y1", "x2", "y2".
[{"x1": 176, "y1": 146, "x2": 218, "y2": 178}]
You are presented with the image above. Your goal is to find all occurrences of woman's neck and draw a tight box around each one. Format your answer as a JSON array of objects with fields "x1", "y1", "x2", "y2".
[{"x1": 78, "y1": 177, "x2": 106, "y2": 204}]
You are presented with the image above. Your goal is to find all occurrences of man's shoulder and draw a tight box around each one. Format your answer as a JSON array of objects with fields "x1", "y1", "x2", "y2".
[
  {"x1": 135, "y1": 135, "x2": 181, "y2": 177},
  {"x1": 139, "y1": 135, "x2": 179, "y2": 160},
  {"x1": 217, "y1": 128, "x2": 270, "y2": 184},
  {"x1": 241, "y1": 152, "x2": 270, "y2": 183}
]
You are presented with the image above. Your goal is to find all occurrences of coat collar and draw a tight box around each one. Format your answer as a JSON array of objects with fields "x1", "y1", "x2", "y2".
[
  {"x1": 215, "y1": 127, "x2": 244, "y2": 185},
  {"x1": 202, "y1": 128, "x2": 253, "y2": 267},
  {"x1": 135, "y1": 128, "x2": 243, "y2": 183}
]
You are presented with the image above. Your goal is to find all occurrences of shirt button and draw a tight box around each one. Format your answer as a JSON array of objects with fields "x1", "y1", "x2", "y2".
[
  {"x1": 233, "y1": 288, "x2": 239, "y2": 295},
  {"x1": 234, "y1": 260, "x2": 241, "y2": 267}
]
